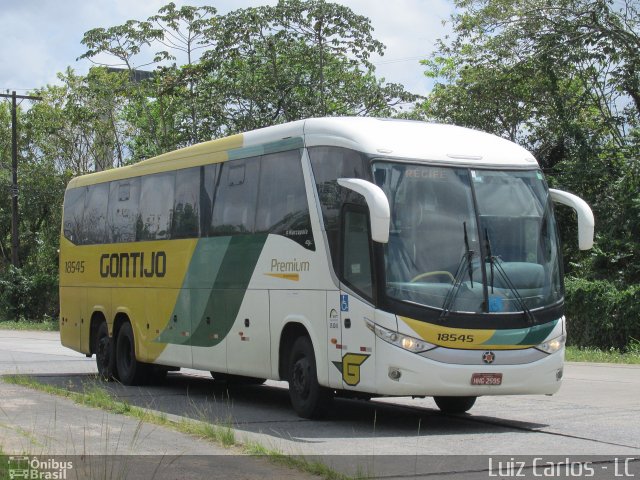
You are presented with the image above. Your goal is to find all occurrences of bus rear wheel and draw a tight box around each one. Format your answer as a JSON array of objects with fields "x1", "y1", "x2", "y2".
[
  {"x1": 433, "y1": 396, "x2": 477, "y2": 414},
  {"x1": 95, "y1": 321, "x2": 116, "y2": 381},
  {"x1": 115, "y1": 322, "x2": 145, "y2": 386},
  {"x1": 287, "y1": 336, "x2": 332, "y2": 419}
]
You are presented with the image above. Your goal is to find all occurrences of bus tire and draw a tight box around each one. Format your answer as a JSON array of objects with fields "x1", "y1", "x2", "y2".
[
  {"x1": 95, "y1": 321, "x2": 116, "y2": 381},
  {"x1": 115, "y1": 322, "x2": 145, "y2": 386},
  {"x1": 287, "y1": 336, "x2": 332, "y2": 419},
  {"x1": 433, "y1": 396, "x2": 476, "y2": 414}
]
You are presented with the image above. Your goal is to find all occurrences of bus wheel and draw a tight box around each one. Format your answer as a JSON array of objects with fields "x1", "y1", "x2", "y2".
[
  {"x1": 433, "y1": 396, "x2": 476, "y2": 414},
  {"x1": 115, "y1": 322, "x2": 145, "y2": 386},
  {"x1": 95, "y1": 322, "x2": 116, "y2": 381},
  {"x1": 287, "y1": 336, "x2": 332, "y2": 419}
]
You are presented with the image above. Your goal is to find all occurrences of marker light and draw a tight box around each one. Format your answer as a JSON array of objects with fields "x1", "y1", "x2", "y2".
[
  {"x1": 366, "y1": 320, "x2": 435, "y2": 353},
  {"x1": 535, "y1": 334, "x2": 566, "y2": 354}
]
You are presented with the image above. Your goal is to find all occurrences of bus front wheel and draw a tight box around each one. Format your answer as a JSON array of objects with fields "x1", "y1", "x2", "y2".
[
  {"x1": 115, "y1": 322, "x2": 145, "y2": 386},
  {"x1": 433, "y1": 396, "x2": 476, "y2": 414},
  {"x1": 287, "y1": 336, "x2": 332, "y2": 419}
]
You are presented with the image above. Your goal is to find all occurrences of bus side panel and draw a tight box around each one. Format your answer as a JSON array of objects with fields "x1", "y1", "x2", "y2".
[
  {"x1": 270, "y1": 290, "x2": 328, "y2": 384},
  {"x1": 143, "y1": 288, "x2": 192, "y2": 368},
  {"x1": 191, "y1": 288, "x2": 227, "y2": 372},
  {"x1": 227, "y1": 290, "x2": 270, "y2": 378},
  {"x1": 59, "y1": 286, "x2": 85, "y2": 353}
]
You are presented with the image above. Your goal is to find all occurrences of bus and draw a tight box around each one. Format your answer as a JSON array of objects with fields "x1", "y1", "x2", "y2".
[{"x1": 59, "y1": 117, "x2": 594, "y2": 418}]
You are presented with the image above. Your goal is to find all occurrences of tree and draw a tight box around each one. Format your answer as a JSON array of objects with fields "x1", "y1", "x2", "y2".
[
  {"x1": 188, "y1": 0, "x2": 417, "y2": 135},
  {"x1": 27, "y1": 68, "x2": 131, "y2": 174},
  {"x1": 78, "y1": 1, "x2": 417, "y2": 144},
  {"x1": 79, "y1": 4, "x2": 221, "y2": 153},
  {"x1": 417, "y1": 0, "x2": 640, "y2": 285}
]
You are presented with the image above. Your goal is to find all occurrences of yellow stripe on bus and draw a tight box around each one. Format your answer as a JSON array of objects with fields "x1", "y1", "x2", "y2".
[
  {"x1": 264, "y1": 273, "x2": 300, "y2": 281},
  {"x1": 68, "y1": 134, "x2": 244, "y2": 188},
  {"x1": 399, "y1": 316, "x2": 529, "y2": 350}
]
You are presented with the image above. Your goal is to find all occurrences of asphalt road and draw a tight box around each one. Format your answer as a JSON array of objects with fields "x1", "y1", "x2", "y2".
[{"x1": 1, "y1": 329, "x2": 638, "y2": 479}]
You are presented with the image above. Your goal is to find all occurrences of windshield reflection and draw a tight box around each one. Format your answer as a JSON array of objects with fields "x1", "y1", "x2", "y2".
[{"x1": 373, "y1": 162, "x2": 562, "y2": 315}]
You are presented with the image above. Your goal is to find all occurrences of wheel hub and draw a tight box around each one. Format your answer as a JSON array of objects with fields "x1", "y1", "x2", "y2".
[{"x1": 292, "y1": 358, "x2": 310, "y2": 397}]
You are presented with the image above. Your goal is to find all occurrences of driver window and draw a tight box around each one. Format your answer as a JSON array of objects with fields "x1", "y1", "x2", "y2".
[{"x1": 342, "y1": 208, "x2": 373, "y2": 299}]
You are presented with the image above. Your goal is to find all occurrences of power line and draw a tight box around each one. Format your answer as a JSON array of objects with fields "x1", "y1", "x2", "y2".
[{"x1": 1, "y1": 88, "x2": 37, "y2": 93}]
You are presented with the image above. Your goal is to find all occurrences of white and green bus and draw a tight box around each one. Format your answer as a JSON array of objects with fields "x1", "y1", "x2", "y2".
[{"x1": 60, "y1": 117, "x2": 594, "y2": 418}]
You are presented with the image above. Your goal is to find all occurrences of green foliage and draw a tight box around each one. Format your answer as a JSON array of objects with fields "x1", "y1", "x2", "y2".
[
  {"x1": 0, "y1": 266, "x2": 58, "y2": 321},
  {"x1": 0, "y1": 318, "x2": 58, "y2": 331},
  {"x1": 0, "y1": 1, "x2": 417, "y2": 326},
  {"x1": 78, "y1": 0, "x2": 416, "y2": 153},
  {"x1": 565, "y1": 277, "x2": 640, "y2": 351},
  {"x1": 565, "y1": 345, "x2": 640, "y2": 364},
  {"x1": 418, "y1": 0, "x2": 640, "y2": 286}
]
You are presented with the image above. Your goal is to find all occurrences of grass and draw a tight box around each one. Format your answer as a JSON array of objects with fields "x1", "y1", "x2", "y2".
[
  {"x1": 2, "y1": 375, "x2": 357, "y2": 480},
  {"x1": 244, "y1": 440, "x2": 359, "y2": 480},
  {"x1": 565, "y1": 345, "x2": 640, "y2": 364},
  {"x1": 0, "y1": 319, "x2": 58, "y2": 331}
]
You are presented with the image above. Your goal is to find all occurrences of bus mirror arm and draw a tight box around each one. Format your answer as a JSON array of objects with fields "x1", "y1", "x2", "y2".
[
  {"x1": 549, "y1": 188, "x2": 595, "y2": 250},
  {"x1": 338, "y1": 178, "x2": 391, "y2": 244}
]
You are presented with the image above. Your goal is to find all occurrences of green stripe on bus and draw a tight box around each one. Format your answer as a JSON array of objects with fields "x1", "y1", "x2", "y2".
[
  {"x1": 226, "y1": 137, "x2": 304, "y2": 161},
  {"x1": 518, "y1": 319, "x2": 559, "y2": 346},
  {"x1": 482, "y1": 319, "x2": 558, "y2": 346},
  {"x1": 155, "y1": 234, "x2": 267, "y2": 347}
]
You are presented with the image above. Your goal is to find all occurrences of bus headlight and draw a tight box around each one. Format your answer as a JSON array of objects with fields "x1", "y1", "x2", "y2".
[
  {"x1": 366, "y1": 320, "x2": 435, "y2": 353},
  {"x1": 536, "y1": 334, "x2": 566, "y2": 354}
]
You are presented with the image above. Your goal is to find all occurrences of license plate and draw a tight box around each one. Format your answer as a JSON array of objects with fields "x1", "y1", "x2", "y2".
[{"x1": 471, "y1": 373, "x2": 503, "y2": 386}]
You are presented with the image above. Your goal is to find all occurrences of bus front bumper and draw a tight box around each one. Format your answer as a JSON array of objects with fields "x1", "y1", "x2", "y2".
[{"x1": 373, "y1": 339, "x2": 564, "y2": 397}]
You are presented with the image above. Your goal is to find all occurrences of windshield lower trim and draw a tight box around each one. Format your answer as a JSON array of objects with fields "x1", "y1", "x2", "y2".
[{"x1": 379, "y1": 295, "x2": 564, "y2": 330}]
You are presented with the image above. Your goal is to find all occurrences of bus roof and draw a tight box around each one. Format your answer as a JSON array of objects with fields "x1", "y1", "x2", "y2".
[{"x1": 67, "y1": 117, "x2": 538, "y2": 189}]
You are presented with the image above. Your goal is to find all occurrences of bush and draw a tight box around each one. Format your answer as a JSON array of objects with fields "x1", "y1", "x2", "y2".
[
  {"x1": 564, "y1": 277, "x2": 640, "y2": 351},
  {"x1": 0, "y1": 266, "x2": 58, "y2": 321}
]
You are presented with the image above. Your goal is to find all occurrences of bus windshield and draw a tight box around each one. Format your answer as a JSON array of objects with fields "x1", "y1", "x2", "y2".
[{"x1": 373, "y1": 162, "x2": 562, "y2": 315}]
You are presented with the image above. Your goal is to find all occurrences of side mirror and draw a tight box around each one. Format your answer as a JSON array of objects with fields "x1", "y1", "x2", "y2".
[
  {"x1": 549, "y1": 189, "x2": 595, "y2": 250},
  {"x1": 337, "y1": 178, "x2": 390, "y2": 243}
]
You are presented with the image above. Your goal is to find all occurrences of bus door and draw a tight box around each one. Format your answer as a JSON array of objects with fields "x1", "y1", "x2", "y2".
[
  {"x1": 326, "y1": 292, "x2": 343, "y2": 389},
  {"x1": 338, "y1": 292, "x2": 375, "y2": 392},
  {"x1": 337, "y1": 207, "x2": 376, "y2": 393}
]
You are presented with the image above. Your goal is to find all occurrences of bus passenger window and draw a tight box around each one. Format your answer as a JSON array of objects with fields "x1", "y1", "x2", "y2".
[
  {"x1": 107, "y1": 178, "x2": 140, "y2": 243},
  {"x1": 210, "y1": 157, "x2": 259, "y2": 236},
  {"x1": 255, "y1": 149, "x2": 313, "y2": 250},
  {"x1": 63, "y1": 187, "x2": 86, "y2": 244},
  {"x1": 83, "y1": 183, "x2": 109, "y2": 244},
  {"x1": 172, "y1": 167, "x2": 200, "y2": 239},
  {"x1": 200, "y1": 164, "x2": 218, "y2": 237},
  {"x1": 138, "y1": 172, "x2": 175, "y2": 241}
]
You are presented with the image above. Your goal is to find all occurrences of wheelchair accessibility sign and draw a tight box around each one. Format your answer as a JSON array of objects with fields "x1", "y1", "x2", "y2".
[{"x1": 340, "y1": 294, "x2": 349, "y2": 312}]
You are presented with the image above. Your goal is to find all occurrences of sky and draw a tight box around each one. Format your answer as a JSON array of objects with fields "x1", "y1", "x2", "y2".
[{"x1": 0, "y1": 0, "x2": 454, "y2": 100}]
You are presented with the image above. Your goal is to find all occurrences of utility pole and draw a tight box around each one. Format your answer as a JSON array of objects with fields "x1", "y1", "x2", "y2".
[{"x1": 0, "y1": 91, "x2": 42, "y2": 267}]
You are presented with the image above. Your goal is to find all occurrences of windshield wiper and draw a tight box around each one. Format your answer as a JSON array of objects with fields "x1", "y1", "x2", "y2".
[
  {"x1": 440, "y1": 222, "x2": 475, "y2": 320},
  {"x1": 484, "y1": 229, "x2": 536, "y2": 324},
  {"x1": 485, "y1": 228, "x2": 495, "y2": 294}
]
